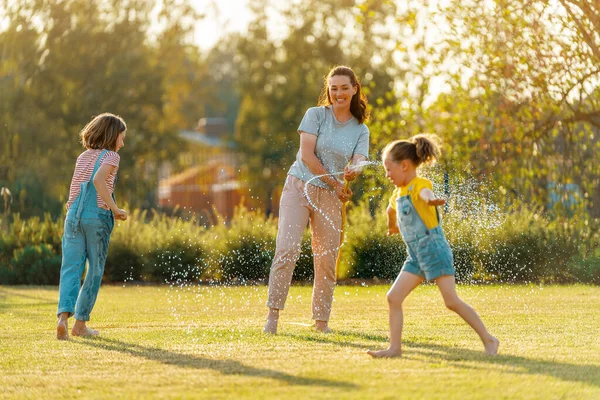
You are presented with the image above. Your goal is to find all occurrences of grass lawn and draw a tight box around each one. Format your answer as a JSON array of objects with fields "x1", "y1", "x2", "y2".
[{"x1": 1, "y1": 283, "x2": 599, "y2": 399}]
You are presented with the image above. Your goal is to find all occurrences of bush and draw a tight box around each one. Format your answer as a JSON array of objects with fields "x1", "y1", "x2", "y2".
[
  {"x1": 342, "y1": 200, "x2": 405, "y2": 280},
  {"x1": 9, "y1": 244, "x2": 61, "y2": 285},
  {"x1": 205, "y1": 205, "x2": 278, "y2": 283},
  {"x1": 566, "y1": 247, "x2": 600, "y2": 284},
  {"x1": 1, "y1": 204, "x2": 598, "y2": 285},
  {"x1": 351, "y1": 235, "x2": 406, "y2": 280},
  {"x1": 476, "y1": 210, "x2": 582, "y2": 283},
  {"x1": 292, "y1": 232, "x2": 314, "y2": 281},
  {"x1": 105, "y1": 242, "x2": 144, "y2": 283},
  {"x1": 146, "y1": 243, "x2": 205, "y2": 283}
]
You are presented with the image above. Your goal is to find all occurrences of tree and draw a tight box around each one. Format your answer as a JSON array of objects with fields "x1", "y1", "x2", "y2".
[
  {"x1": 0, "y1": 0, "x2": 213, "y2": 215},
  {"x1": 232, "y1": 0, "x2": 397, "y2": 210}
]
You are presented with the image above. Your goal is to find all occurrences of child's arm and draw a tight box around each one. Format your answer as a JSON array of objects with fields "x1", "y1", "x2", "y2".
[
  {"x1": 419, "y1": 188, "x2": 446, "y2": 206},
  {"x1": 386, "y1": 206, "x2": 400, "y2": 236},
  {"x1": 93, "y1": 164, "x2": 128, "y2": 220}
]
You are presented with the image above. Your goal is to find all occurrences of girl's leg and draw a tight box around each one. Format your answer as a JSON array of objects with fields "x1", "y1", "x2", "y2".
[
  {"x1": 72, "y1": 215, "x2": 112, "y2": 336},
  {"x1": 309, "y1": 188, "x2": 342, "y2": 332},
  {"x1": 57, "y1": 312, "x2": 70, "y2": 340},
  {"x1": 57, "y1": 218, "x2": 87, "y2": 340},
  {"x1": 265, "y1": 177, "x2": 310, "y2": 334},
  {"x1": 368, "y1": 271, "x2": 423, "y2": 358},
  {"x1": 435, "y1": 275, "x2": 499, "y2": 355}
]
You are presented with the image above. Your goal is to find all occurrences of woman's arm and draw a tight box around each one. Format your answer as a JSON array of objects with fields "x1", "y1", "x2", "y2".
[
  {"x1": 93, "y1": 164, "x2": 128, "y2": 220},
  {"x1": 299, "y1": 132, "x2": 350, "y2": 202}
]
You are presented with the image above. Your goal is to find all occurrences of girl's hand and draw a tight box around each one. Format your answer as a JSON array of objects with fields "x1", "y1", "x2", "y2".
[
  {"x1": 334, "y1": 181, "x2": 352, "y2": 202},
  {"x1": 427, "y1": 198, "x2": 446, "y2": 206},
  {"x1": 114, "y1": 208, "x2": 128, "y2": 221},
  {"x1": 420, "y1": 188, "x2": 446, "y2": 207}
]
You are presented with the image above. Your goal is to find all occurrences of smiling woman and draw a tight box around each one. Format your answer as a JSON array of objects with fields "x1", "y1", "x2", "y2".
[{"x1": 263, "y1": 65, "x2": 370, "y2": 335}]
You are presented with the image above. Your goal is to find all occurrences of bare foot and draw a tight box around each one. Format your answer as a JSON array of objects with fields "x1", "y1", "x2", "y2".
[
  {"x1": 263, "y1": 319, "x2": 278, "y2": 334},
  {"x1": 367, "y1": 348, "x2": 402, "y2": 358},
  {"x1": 71, "y1": 326, "x2": 99, "y2": 337},
  {"x1": 56, "y1": 320, "x2": 69, "y2": 341},
  {"x1": 485, "y1": 336, "x2": 499, "y2": 355},
  {"x1": 314, "y1": 321, "x2": 332, "y2": 333}
]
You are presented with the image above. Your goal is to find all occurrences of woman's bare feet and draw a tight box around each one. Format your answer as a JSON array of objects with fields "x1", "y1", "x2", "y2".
[
  {"x1": 263, "y1": 308, "x2": 279, "y2": 334},
  {"x1": 56, "y1": 320, "x2": 69, "y2": 341},
  {"x1": 314, "y1": 320, "x2": 332, "y2": 333},
  {"x1": 263, "y1": 319, "x2": 278, "y2": 334},
  {"x1": 484, "y1": 336, "x2": 500, "y2": 355},
  {"x1": 367, "y1": 348, "x2": 402, "y2": 358}
]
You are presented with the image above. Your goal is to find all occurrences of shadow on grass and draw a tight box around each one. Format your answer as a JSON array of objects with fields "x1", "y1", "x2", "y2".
[
  {"x1": 285, "y1": 328, "x2": 600, "y2": 388},
  {"x1": 281, "y1": 329, "x2": 387, "y2": 350},
  {"x1": 0, "y1": 287, "x2": 56, "y2": 310},
  {"x1": 74, "y1": 336, "x2": 358, "y2": 389},
  {"x1": 401, "y1": 340, "x2": 600, "y2": 387}
]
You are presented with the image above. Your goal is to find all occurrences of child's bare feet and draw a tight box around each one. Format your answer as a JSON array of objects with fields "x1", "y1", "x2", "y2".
[
  {"x1": 56, "y1": 320, "x2": 69, "y2": 341},
  {"x1": 314, "y1": 320, "x2": 332, "y2": 333},
  {"x1": 71, "y1": 326, "x2": 99, "y2": 337},
  {"x1": 484, "y1": 336, "x2": 499, "y2": 355},
  {"x1": 367, "y1": 348, "x2": 402, "y2": 358}
]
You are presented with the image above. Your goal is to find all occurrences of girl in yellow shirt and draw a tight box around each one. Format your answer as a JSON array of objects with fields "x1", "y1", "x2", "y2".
[{"x1": 368, "y1": 134, "x2": 499, "y2": 358}]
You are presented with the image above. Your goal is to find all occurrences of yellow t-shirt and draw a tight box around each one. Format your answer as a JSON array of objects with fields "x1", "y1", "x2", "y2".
[{"x1": 388, "y1": 177, "x2": 439, "y2": 229}]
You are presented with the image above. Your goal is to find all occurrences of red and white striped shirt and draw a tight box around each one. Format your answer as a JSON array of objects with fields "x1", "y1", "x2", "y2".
[{"x1": 66, "y1": 149, "x2": 120, "y2": 210}]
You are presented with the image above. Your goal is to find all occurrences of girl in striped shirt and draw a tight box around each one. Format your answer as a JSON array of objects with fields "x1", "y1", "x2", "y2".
[{"x1": 56, "y1": 113, "x2": 128, "y2": 340}]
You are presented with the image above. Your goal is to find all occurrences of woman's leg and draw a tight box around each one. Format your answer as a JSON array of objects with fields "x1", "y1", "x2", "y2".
[
  {"x1": 435, "y1": 275, "x2": 499, "y2": 355},
  {"x1": 265, "y1": 177, "x2": 310, "y2": 333},
  {"x1": 368, "y1": 271, "x2": 423, "y2": 357},
  {"x1": 309, "y1": 188, "x2": 343, "y2": 331}
]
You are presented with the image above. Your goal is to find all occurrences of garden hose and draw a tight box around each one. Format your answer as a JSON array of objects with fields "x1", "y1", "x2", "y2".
[{"x1": 335, "y1": 178, "x2": 351, "y2": 279}]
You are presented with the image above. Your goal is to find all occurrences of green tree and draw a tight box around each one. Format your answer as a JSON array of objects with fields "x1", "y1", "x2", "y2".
[
  {"x1": 232, "y1": 0, "x2": 397, "y2": 210},
  {"x1": 0, "y1": 0, "x2": 214, "y2": 215}
]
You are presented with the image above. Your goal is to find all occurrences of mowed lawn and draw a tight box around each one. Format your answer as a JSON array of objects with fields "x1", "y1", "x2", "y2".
[{"x1": 1, "y1": 284, "x2": 599, "y2": 399}]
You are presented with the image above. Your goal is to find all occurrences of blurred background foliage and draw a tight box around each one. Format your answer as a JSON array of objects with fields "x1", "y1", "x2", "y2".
[{"x1": 1, "y1": 0, "x2": 599, "y2": 283}]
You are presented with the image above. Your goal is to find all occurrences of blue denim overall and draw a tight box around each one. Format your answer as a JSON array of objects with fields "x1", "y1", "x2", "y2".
[
  {"x1": 57, "y1": 150, "x2": 115, "y2": 321},
  {"x1": 397, "y1": 184, "x2": 454, "y2": 281}
]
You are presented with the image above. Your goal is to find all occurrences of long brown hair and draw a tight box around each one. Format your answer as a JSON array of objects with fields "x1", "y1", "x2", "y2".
[
  {"x1": 80, "y1": 113, "x2": 126, "y2": 151},
  {"x1": 382, "y1": 134, "x2": 442, "y2": 167},
  {"x1": 317, "y1": 65, "x2": 370, "y2": 124}
]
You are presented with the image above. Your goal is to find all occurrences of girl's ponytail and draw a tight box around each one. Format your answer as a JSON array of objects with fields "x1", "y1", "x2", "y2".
[{"x1": 412, "y1": 134, "x2": 441, "y2": 166}]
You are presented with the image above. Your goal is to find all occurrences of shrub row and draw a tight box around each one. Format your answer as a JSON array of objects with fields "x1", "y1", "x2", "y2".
[{"x1": 0, "y1": 204, "x2": 598, "y2": 285}]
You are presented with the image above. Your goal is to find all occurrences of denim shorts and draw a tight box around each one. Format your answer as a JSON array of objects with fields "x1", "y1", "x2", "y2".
[{"x1": 401, "y1": 233, "x2": 455, "y2": 281}]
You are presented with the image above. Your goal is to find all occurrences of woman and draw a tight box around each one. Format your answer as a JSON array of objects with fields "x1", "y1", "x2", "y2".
[{"x1": 264, "y1": 65, "x2": 370, "y2": 334}]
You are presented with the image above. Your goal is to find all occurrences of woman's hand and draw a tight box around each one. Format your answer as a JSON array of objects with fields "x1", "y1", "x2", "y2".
[
  {"x1": 344, "y1": 164, "x2": 361, "y2": 182},
  {"x1": 333, "y1": 181, "x2": 352, "y2": 203}
]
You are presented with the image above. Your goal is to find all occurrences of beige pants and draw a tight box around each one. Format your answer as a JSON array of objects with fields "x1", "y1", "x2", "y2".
[{"x1": 267, "y1": 175, "x2": 342, "y2": 321}]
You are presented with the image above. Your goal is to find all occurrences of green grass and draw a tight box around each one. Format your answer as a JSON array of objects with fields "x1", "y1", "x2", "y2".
[{"x1": 1, "y1": 284, "x2": 599, "y2": 399}]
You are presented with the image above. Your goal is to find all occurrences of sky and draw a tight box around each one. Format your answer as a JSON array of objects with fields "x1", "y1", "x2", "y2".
[{"x1": 189, "y1": 0, "x2": 257, "y2": 50}]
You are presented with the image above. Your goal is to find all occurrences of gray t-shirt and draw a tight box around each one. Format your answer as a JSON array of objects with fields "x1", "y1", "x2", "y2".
[{"x1": 288, "y1": 106, "x2": 370, "y2": 189}]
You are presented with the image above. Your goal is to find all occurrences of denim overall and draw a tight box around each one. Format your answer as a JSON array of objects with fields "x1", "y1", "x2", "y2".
[
  {"x1": 57, "y1": 150, "x2": 115, "y2": 321},
  {"x1": 397, "y1": 184, "x2": 454, "y2": 281}
]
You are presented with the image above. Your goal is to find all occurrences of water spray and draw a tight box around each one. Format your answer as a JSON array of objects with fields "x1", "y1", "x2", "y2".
[{"x1": 303, "y1": 160, "x2": 381, "y2": 277}]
